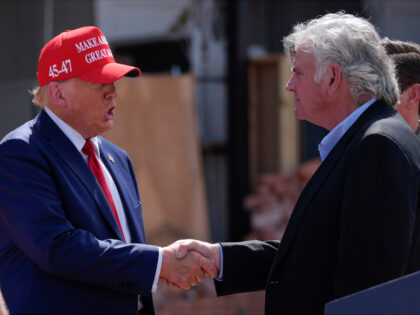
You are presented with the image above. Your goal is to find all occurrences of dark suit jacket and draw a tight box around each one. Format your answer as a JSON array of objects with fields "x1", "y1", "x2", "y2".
[
  {"x1": 0, "y1": 110, "x2": 158, "y2": 314},
  {"x1": 215, "y1": 100, "x2": 420, "y2": 314}
]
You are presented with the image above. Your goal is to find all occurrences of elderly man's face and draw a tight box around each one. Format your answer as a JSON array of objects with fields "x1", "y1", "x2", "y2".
[
  {"x1": 285, "y1": 48, "x2": 330, "y2": 126},
  {"x1": 59, "y1": 78, "x2": 118, "y2": 139}
]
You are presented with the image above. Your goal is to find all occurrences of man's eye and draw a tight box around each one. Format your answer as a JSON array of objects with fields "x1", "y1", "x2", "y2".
[{"x1": 88, "y1": 83, "x2": 102, "y2": 90}]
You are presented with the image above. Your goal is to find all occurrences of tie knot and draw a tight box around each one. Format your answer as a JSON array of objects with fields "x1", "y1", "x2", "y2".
[{"x1": 82, "y1": 139, "x2": 96, "y2": 157}]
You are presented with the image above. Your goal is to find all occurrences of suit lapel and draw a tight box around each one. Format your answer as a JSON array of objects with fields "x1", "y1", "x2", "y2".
[
  {"x1": 99, "y1": 138, "x2": 145, "y2": 243},
  {"x1": 269, "y1": 101, "x2": 392, "y2": 273},
  {"x1": 35, "y1": 110, "x2": 125, "y2": 240}
]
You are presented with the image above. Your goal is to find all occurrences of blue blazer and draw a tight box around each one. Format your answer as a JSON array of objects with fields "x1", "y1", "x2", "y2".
[{"x1": 0, "y1": 110, "x2": 158, "y2": 314}]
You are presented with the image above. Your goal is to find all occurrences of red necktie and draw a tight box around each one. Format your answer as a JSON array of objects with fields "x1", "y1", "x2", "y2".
[{"x1": 82, "y1": 140, "x2": 126, "y2": 241}]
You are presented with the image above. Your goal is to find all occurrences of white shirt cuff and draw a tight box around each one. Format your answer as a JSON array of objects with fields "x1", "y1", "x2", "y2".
[{"x1": 152, "y1": 247, "x2": 162, "y2": 292}]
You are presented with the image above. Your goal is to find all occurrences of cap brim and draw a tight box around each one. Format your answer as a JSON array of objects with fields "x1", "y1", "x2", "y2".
[{"x1": 77, "y1": 62, "x2": 141, "y2": 84}]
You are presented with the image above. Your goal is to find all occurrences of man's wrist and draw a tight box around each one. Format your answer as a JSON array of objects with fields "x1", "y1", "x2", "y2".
[{"x1": 152, "y1": 247, "x2": 162, "y2": 292}]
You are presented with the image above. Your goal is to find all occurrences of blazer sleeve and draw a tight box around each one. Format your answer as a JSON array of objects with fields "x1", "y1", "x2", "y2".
[
  {"x1": 214, "y1": 240, "x2": 279, "y2": 296},
  {"x1": 0, "y1": 138, "x2": 159, "y2": 296},
  {"x1": 333, "y1": 132, "x2": 420, "y2": 298}
]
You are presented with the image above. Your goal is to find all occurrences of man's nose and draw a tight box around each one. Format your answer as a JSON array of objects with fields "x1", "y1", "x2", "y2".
[
  {"x1": 106, "y1": 83, "x2": 118, "y2": 98},
  {"x1": 285, "y1": 74, "x2": 296, "y2": 92}
]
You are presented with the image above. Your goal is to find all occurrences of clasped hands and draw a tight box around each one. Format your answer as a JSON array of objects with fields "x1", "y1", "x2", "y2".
[{"x1": 159, "y1": 240, "x2": 220, "y2": 289}]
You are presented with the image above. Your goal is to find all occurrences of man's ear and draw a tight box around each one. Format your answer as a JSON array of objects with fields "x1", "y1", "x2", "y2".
[
  {"x1": 47, "y1": 82, "x2": 67, "y2": 108},
  {"x1": 404, "y1": 83, "x2": 420, "y2": 110},
  {"x1": 327, "y1": 63, "x2": 342, "y2": 96}
]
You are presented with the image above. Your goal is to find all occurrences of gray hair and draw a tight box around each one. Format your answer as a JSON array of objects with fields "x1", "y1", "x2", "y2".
[{"x1": 283, "y1": 11, "x2": 399, "y2": 106}]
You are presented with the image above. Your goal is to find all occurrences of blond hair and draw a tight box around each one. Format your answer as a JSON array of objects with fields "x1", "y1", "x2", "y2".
[{"x1": 30, "y1": 86, "x2": 48, "y2": 107}]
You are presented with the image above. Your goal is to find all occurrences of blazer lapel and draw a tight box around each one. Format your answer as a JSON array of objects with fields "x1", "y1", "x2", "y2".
[
  {"x1": 98, "y1": 138, "x2": 145, "y2": 243},
  {"x1": 269, "y1": 101, "x2": 392, "y2": 273},
  {"x1": 35, "y1": 110, "x2": 125, "y2": 240}
]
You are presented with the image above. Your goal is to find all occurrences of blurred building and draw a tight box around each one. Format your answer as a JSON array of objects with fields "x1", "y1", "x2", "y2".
[{"x1": 1, "y1": 0, "x2": 420, "y2": 244}]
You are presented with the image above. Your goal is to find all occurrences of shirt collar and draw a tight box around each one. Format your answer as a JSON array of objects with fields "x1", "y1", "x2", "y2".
[
  {"x1": 318, "y1": 98, "x2": 377, "y2": 161},
  {"x1": 44, "y1": 106, "x2": 100, "y2": 156}
]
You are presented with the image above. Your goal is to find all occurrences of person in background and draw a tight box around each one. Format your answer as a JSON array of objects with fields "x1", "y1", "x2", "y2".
[
  {"x1": 382, "y1": 37, "x2": 420, "y2": 135},
  {"x1": 175, "y1": 12, "x2": 420, "y2": 314},
  {"x1": 0, "y1": 26, "x2": 216, "y2": 315}
]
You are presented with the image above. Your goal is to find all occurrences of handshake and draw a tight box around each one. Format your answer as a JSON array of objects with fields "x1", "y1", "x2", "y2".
[{"x1": 159, "y1": 240, "x2": 220, "y2": 289}]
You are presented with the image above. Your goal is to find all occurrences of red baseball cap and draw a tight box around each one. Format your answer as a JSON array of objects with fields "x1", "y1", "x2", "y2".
[{"x1": 37, "y1": 26, "x2": 141, "y2": 86}]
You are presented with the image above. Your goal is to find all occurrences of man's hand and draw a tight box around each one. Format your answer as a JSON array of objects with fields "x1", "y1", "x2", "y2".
[
  {"x1": 175, "y1": 239, "x2": 221, "y2": 273},
  {"x1": 160, "y1": 241, "x2": 218, "y2": 289}
]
